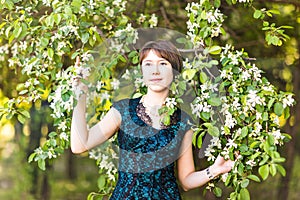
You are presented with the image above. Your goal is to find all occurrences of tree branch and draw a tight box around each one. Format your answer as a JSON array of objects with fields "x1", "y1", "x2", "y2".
[{"x1": 256, "y1": 0, "x2": 300, "y2": 7}]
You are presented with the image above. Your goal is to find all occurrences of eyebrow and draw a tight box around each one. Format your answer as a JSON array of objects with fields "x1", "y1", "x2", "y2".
[{"x1": 142, "y1": 58, "x2": 168, "y2": 62}]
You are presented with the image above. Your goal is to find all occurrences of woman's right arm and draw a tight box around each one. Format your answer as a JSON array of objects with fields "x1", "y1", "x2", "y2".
[
  {"x1": 70, "y1": 57, "x2": 121, "y2": 154},
  {"x1": 71, "y1": 93, "x2": 121, "y2": 154}
]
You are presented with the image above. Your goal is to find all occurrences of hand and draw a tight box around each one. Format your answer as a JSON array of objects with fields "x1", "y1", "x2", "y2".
[
  {"x1": 72, "y1": 56, "x2": 88, "y2": 92},
  {"x1": 211, "y1": 155, "x2": 235, "y2": 177}
]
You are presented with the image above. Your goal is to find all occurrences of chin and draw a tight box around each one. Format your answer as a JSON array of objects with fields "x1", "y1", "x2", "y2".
[{"x1": 148, "y1": 85, "x2": 169, "y2": 92}]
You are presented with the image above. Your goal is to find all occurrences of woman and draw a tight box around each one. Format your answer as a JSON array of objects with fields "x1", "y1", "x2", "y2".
[{"x1": 71, "y1": 40, "x2": 234, "y2": 199}]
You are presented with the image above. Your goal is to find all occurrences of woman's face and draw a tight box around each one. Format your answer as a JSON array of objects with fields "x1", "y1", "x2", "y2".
[{"x1": 141, "y1": 50, "x2": 173, "y2": 93}]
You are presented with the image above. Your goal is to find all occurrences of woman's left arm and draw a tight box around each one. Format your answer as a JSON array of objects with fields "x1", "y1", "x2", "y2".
[{"x1": 177, "y1": 130, "x2": 234, "y2": 191}]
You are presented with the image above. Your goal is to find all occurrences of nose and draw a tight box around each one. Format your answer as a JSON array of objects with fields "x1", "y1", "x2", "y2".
[{"x1": 152, "y1": 64, "x2": 160, "y2": 75}]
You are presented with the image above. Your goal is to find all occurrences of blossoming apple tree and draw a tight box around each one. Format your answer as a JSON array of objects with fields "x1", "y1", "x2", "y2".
[{"x1": 0, "y1": 0, "x2": 295, "y2": 199}]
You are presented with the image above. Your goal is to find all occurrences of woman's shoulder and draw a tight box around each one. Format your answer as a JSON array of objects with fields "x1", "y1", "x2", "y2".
[{"x1": 112, "y1": 96, "x2": 141, "y2": 111}]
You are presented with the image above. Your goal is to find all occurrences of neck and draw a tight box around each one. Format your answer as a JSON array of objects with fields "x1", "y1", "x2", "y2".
[{"x1": 144, "y1": 89, "x2": 169, "y2": 106}]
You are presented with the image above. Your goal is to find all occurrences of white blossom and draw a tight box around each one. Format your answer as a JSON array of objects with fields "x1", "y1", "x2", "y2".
[
  {"x1": 81, "y1": 52, "x2": 92, "y2": 62},
  {"x1": 249, "y1": 64, "x2": 262, "y2": 82},
  {"x1": 256, "y1": 112, "x2": 262, "y2": 120},
  {"x1": 138, "y1": 14, "x2": 146, "y2": 24},
  {"x1": 262, "y1": 85, "x2": 274, "y2": 93},
  {"x1": 273, "y1": 115, "x2": 280, "y2": 126},
  {"x1": 101, "y1": 91, "x2": 110, "y2": 101},
  {"x1": 183, "y1": 58, "x2": 192, "y2": 69},
  {"x1": 111, "y1": 79, "x2": 120, "y2": 90},
  {"x1": 210, "y1": 136, "x2": 222, "y2": 149},
  {"x1": 105, "y1": 6, "x2": 114, "y2": 18},
  {"x1": 282, "y1": 94, "x2": 294, "y2": 108},
  {"x1": 246, "y1": 159, "x2": 256, "y2": 167},
  {"x1": 75, "y1": 62, "x2": 90, "y2": 79},
  {"x1": 232, "y1": 97, "x2": 241, "y2": 111},
  {"x1": 247, "y1": 90, "x2": 265, "y2": 109},
  {"x1": 204, "y1": 144, "x2": 216, "y2": 161},
  {"x1": 222, "y1": 44, "x2": 232, "y2": 54},
  {"x1": 42, "y1": 0, "x2": 51, "y2": 6},
  {"x1": 238, "y1": 0, "x2": 250, "y2": 3},
  {"x1": 122, "y1": 69, "x2": 131, "y2": 80},
  {"x1": 59, "y1": 132, "x2": 69, "y2": 141},
  {"x1": 165, "y1": 98, "x2": 177, "y2": 108},
  {"x1": 96, "y1": 81, "x2": 104, "y2": 91},
  {"x1": 241, "y1": 70, "x2": 251, "y2": 81},
  {"x1": 19, "y1": 41, "x2": 27, "y2": 51},
  {"x1": 221, "y1": 147, "x2": 230, "y2": 160},
  {"x1": 224, "y1": 112, "x2": 237, "y2": 128},
  {"x1": 149, "y1": 14, "x2": 158, "y2": 28},
  {"x1": 206, "y1": 9, "x2": 223, "y2": 24},
  {"x1": 134, "y1": 77, "x2": 145, "y2": 88},
  {"x1": 47, "y1": 148, "x2": 57, "y2": 159},
  {"x1": 270, "y1": 128, "x2": 285, "y2": 145}
]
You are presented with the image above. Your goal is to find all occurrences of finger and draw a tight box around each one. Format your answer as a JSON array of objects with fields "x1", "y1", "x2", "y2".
[{"x1": 75, "y1": 56, "x2": 80, "y2": 67}]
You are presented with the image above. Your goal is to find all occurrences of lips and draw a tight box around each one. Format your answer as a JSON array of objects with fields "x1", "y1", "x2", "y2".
[{"x1": 150, "y1": 78, "x2": 163, "y2": 82}]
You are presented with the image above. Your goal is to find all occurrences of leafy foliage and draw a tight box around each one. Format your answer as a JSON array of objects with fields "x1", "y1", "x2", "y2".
[{"x1": 0, "y1": 0, "x2": 296, "y2": 199}]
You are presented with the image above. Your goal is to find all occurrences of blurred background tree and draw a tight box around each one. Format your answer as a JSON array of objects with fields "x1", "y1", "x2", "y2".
[{"x1": 0, "y1": 0, "x2": 299, "y2": 199}]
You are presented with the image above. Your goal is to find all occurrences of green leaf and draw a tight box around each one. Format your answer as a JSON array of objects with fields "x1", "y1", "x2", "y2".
[
  {"x1": 196, "y1": 132, "x2": 205, "y2": 148},
  {"x1": 250, "y1": 141, "x2": 260, "y2": 149},
  {"x1": 270, "y1": 163, "x2": 277, "y2": 176},
  {"x1": 274, "y1": 102, "x2": 283, "y2": 116},
  {"x1": 47, "y1": 48, "x2": 54, "y2": 58},
  {"x1": 276, "y1": 164, "x2": 286, "y2": 176},
  {"x1": 41, "y1": 37, "x2": 49, "y2": 47},
  {"x1": 253, "y1": 10, "x2": 262, "y2": 19},
  {"x1": 239, "y1": 188, "x2": 250, "y2": 200},
  {"x1": 284, "y1": 107, "x2": 290, "y2": 119},
  {"x1": 247, "y1": 174, "x2": 260, "y2": 182},
  {"x1": 207, "y1": 97, "x2": 221, "y2": 106},
  {"x1": 19, "y1": 109, "x2": 30, "y2": 118},
  {"x1": 132, "y1": 56, "x2": 139, "y2": 64},
  {"x1": 38, "y1": 159, "x2": 46, "y2": 171},
  {"x1": 65, "y1": 5, "x2": 73, "y2": 15},
  {"x1": 208, "y1": 45, "x2": 221, "y2": 55},
  {"x1": 267, "y1": 9, "x2": 280, "y2": 15},
  {"x1": 259, "y1": 154, "x2": 269, "y2": 166},
  {"x1": 53, "y1": 13, "x2": 62, "y2": 25},
  {"x1": 128, "y1": 50, "x2": 138, "y2": 58},
  {"x1": 118, "y1": 55, "x2": 127, "y2": 62},
  {"x1": 5, "y1": 25, "x2": 13, "y2": 39},
  {"x1": 28, "y1": 153, "x2": 36, "y2": 163},
  {"x1": 262, "y1": 112, "x2": 268, "y2": 121},
  {"x1": 13, "y1": 24, "x2": 22, "y2": 38},
  {"x1": 182, "y1": 69, "x2": 197, "y2": 80},
  {"x1": 97, "y1": 176, "x2": 106, "y2": 189},
  {"x1": 71, "y1": 51, "x2": 80, "y2": 59},
  {"x1": 241, "y1": 178, "x2": 249, "y2": 188},
  {"x1": 207, "y1": 126, "x2": 219, "y2": 137},
  {"x1": 162, "y1": 115, "x2": 170, "y2": 126},
  {"x1": 258, "y1": 164, "x2": 269, "y2": 180},
  {"x1": 199, "y1": 72, "x2": 208, "y2": 83},
  {"x1": 213, "y1": 187, "x2": 222, "y2": 197},
  {"x1": 241, "y1": 126, "x2": 248, "y2": 138},
  {"x1": 46, "y1": 15, "x2": 55, "y2": 27},
  {"x1": 71, "y1": 0, "x2": 82, "y2": 10},
  {"x1": 81, "y1": 32, "x2": 89, "y2": 44}
]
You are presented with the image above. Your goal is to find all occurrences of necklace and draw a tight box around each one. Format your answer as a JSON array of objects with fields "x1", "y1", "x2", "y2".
[{"x1": 140, "y1": 95, "x2": 163, "y2": 118}]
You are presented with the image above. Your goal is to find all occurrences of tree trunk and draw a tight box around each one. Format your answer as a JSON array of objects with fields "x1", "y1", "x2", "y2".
[
  {"x1": 27, "y1": 106, "x2": 43, "y2": 196},
  {"x1": 41, "y1": 166, "x2": 51, "y2": 200},
  {"x1": 277, "y1": 44, "x2": 300, "y2": 200},
  {"x1": 67, "y1": 148, "x2": 77, "y2": 180}
]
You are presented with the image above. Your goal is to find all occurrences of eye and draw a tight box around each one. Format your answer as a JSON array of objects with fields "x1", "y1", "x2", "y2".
[
  {"x1": 160, "y1": 62, "x2": 168, "y2": 66},
  {"x1": 143, "y1": 62, "x2": 152, "y2": 67}
]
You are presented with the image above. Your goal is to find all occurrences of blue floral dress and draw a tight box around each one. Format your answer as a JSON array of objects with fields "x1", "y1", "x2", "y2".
[{"x1": 110, "y1": 97, "x2": 191, "y2": 200}]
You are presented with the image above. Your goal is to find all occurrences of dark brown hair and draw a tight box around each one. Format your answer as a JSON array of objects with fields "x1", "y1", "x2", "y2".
[{"x1": 139, "y1": 40, "x2": 183, "y2": 73}]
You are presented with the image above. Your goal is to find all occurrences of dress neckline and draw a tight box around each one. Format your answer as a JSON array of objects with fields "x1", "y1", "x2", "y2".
[{"x1": 129, "y1": 97, "x2": 180, "y2": 131}]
